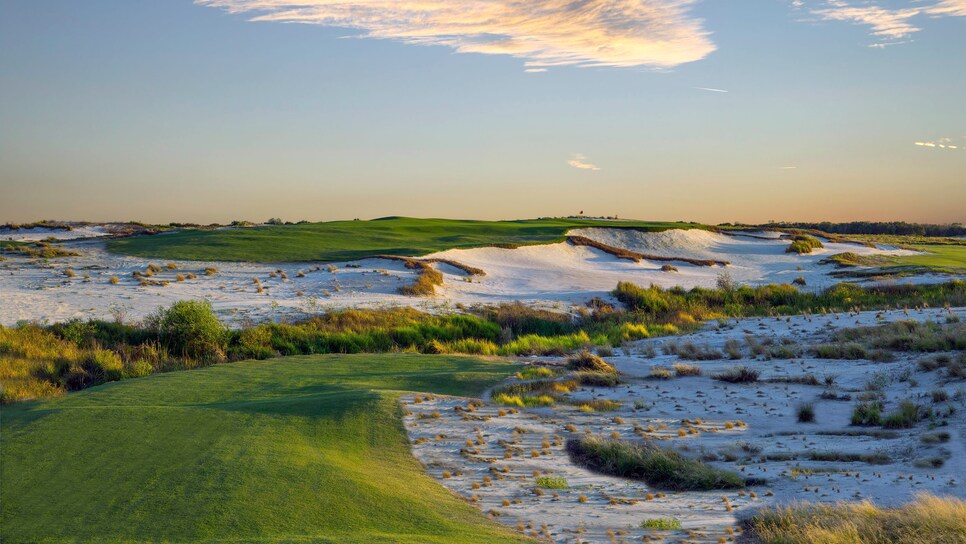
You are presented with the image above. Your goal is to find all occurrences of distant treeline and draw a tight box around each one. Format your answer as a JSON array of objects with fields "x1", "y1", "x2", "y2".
[{"x1": 731, "y1": 222, "x2": 966, "y2": 237}]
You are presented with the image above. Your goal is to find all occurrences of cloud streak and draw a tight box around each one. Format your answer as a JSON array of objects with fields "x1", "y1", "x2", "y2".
[
  {"x1": 803, "y1": 0, "x2": 966, "y2": 46},
  {"x1": 568, "y1": 154, "x2": 601, "y2": 171},
  {"x1": 196, "y1": 0, "x2": 716, "y2": 70}
]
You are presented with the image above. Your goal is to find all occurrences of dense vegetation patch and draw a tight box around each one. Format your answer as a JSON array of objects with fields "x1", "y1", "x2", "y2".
[
  {"x1": 565, "y1": 436, "x2": 748, "y2": 491},
  {"x1": 785, "y1": 234, "x2": 824, "y2": 254},
  {"x1": 744, "y1": 493, "x2": 966, "y2": 544}
]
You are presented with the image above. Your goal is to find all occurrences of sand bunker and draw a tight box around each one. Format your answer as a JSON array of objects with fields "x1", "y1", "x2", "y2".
[{"x1": 406, "y1": 307, "x2": 966, "y2": 543}]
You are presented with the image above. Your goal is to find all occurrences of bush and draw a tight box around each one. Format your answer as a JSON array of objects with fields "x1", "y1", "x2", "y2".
[
  {"x1": 148, "y1": 300, "x2": 227, "y2": 361},
  {"x1": 566, "y1": 437, "x2": 747, "y2": 491}
]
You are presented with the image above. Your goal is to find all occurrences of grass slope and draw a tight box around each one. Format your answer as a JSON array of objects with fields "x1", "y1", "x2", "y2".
[
  {"x1": 1, "y1": 354, "x2": 528, "y2": 543},
  {"x1": 107, "y1": 217, "x2": 707, "y2": 262}
]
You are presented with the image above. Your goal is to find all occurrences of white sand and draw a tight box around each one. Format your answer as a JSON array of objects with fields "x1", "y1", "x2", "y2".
[
  {"x1": 0, "y1": 228, "x2": 956, "y2": 326},
  {"x1": 405, "y1": 307, "x2": 966, "y2": 543}
]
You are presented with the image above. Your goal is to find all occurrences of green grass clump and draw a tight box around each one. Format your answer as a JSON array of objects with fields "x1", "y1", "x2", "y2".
[
  {"x1": 491, "y1": 393, "x2": 556, "y2": 408},
  {"x1": 881, "y1": 401, "x2": 920, "y2": 429},
  {"x1": 786, "y1": 235, "x2": 824, "y2": 254},
  {"x1": 745, "y1": 494, "x2": 966, "y2": 544},
  {"x1": 713, "y1": 365, "x2": 759, "y2": 383},
  {"x1": 534, "y1": 476, "x2": 569, "y2": 489},
  {"x1": 0, "y1": 354, "x2": 527, "y2": 544},
  {"x1": 835, "y1": 320, "x2": 966, "y2": 353},
  {"x1": 398, "y1": 263, "x2": 444, "y2": 296},
  {"x1": 641, "y1": 518, "x2": 682, "y2": 530},
  {"x1": 797, "y1": 403, "x2": 816, "y2": 423},
  {"x1": 851, "y1": 401, "x2": 883, "y2": 426},
  {"x1": 565, "y1": 437, "x2": 747, "y2": 491}
]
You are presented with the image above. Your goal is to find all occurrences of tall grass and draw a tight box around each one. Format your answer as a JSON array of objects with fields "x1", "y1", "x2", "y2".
[
  {"x1": 565, "y1": 436, "x2": 747, "y2": 491},
  {"x1": 745, "y1": 494, "x2": 966, "y2": 544}
]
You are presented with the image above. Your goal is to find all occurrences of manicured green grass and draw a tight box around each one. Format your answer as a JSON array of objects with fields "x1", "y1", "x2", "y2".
[
  {"x1": 107, "y1": 217, "x2": 707, "y2": 262},
  {"x1": 897, "y1": 243, "x2": 966, "y2": 269},
  {"x1": 1, "y1": 354, "x2": 528, "y2": 543}
]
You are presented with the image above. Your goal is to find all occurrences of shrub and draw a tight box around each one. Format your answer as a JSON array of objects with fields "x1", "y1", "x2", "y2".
[
  {"x1": 649, "y1": 366, "x2": 673, "y2": 379},
  {"x1": 713, "y1": 365, "x2": 759, "y2": 383},
  {"x1": 566, "y1": 437, "x2": 747, "y2": 491},
  {"x1": 108, "y1": 276, "x2": 119, "y2": 285},
  {"x1": 204, "y1": 267, "x2": 218, "y2": 276},
  {"x1": 792, "y1": 276, "x2": 807, "y2": 286},
  {"x1": 147, "y1": 300, "x2": 227, "y2": 361},
  {"x1": 660, "y1": 264, "x2": 678, "y2": 273}
]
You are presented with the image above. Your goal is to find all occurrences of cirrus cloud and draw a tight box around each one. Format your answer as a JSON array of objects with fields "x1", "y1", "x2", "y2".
[
  {"x1": 568, "y1": 153, "x2": 601, "y2": 171},
  {"x1": 799, "y1": 0, "x2": 966, "y2": 46},
  {"x1": 195, "y1": 0, "x2": 716, "y2": 70}
]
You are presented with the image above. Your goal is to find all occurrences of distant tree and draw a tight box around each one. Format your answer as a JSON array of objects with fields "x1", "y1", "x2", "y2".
[{"x1": 266, "y1": 218, "x2": 284, "y2": 225}]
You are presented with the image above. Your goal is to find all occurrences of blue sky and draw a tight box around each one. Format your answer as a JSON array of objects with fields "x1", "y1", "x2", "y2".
[{"x1": 1, "y1": 0, "x2": 963, "y2": 224}]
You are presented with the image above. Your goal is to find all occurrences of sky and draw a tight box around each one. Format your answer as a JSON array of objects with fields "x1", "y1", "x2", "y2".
[{"x1": 1, "y1": 0, "x2": 964, "y2": 225}]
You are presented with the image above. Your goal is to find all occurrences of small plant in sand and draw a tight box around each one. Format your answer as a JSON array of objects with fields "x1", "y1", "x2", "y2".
[
  {"x1": 785, "y1": 235, "x2": 824, "y2": 254},
  {"x1": 724, "y1": 338, "x2": 742, "y2": 359},
  {"x1": 204, "y1": 267, "x2": 218, "y2": 276},
  {"x1": 108, "y1": 276, "x2": 119, "y2": 284},
  {"x1": 567, "y1": 350, "x2": 616, "y2": 374},
  {"x1": 713, "y1": 365, "x2": 759, "y2": 383},
  {"x1": 175, "y1": 274, "x2": 185, "y2": 282},
  {"x1": 641, "y1": 517, "x2": 682, "y2": 530},
  {"x1": 792, "y1": 276, "x2": 807, "y2": 286},
  {"x1": 673, "y1": 363, "x2": 701, "y2": 376},
  {"x1": 660, "y1": 264, "x2": 678, "y2": 273},
  {"x1": 535, "y1": 476, "x2": 569, "y2": 489},
  {"x1": 63, "y1": 269, "x2": 76, "y2": 278},
  {"x1": 796, "y1": 403, "x2": 815, "y2": 423},
  {"x1": 649, "y1": 366, "x2": 673, "y2": 379},
  {"x1": 882, "y1": 401, "x2": 920, "y2": 429},
  {"x1": 166, "y1": 263, "x2": 178, "y2": 270},
  {"x1": 851, "y1": 401, "x2": 883, "y2": 426}
]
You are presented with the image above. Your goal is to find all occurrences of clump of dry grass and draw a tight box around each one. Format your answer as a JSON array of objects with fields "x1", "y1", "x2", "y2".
[
  {"x1": 398, "y1": 263, "x2": 443, "y2": 296},
  {"x1": 567, "y1": 350, "x2": 616, "y2": 374},
  {"x1": 745, "y1": 493, "x2": 966, "y2": 544}
]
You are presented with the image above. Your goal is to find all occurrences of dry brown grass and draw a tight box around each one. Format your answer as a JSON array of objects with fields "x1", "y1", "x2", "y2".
[{"x1": 745, "y1": 493, "x2": 966, "y2": 544}]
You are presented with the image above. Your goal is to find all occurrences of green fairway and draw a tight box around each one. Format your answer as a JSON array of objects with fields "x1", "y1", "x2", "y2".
[
  {"x1": 897, "y1": 243, "x2": 966, "y2": 269},
  {"x1": 1, "y1": 354, "x2": 529, "y2": 543},
  {"x1": 106, "y1": 217, "x2": 706, "y2": 262}
]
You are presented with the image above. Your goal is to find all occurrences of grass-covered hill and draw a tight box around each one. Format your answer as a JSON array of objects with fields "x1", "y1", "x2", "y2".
[
  {"x1": 106, "y1": 217, "x2": 708, "y2": 262},
  {"x1": 0, "y1": 353, "x2": 528, "y2": 543}
]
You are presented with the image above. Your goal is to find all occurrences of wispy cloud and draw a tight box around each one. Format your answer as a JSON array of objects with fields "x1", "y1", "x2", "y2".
[
  {"x1": 801, "y1": 0, "x2": 966, "y2": 46},
  {"x1": 914, "y1": 137, "x2": 966, "y2": 151},
  {"x1": 694, "y1": 86, "x2": 728, "y2": 93},
  {"x1": 568, "y1": 154, "x2": 601, "y2": 171},
  {"x1": 779, "y1": 165, "x2": 799, "y2": 169},
  {"x1": 196, "y1": 0, "x2": 716, "y2": 70}
]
